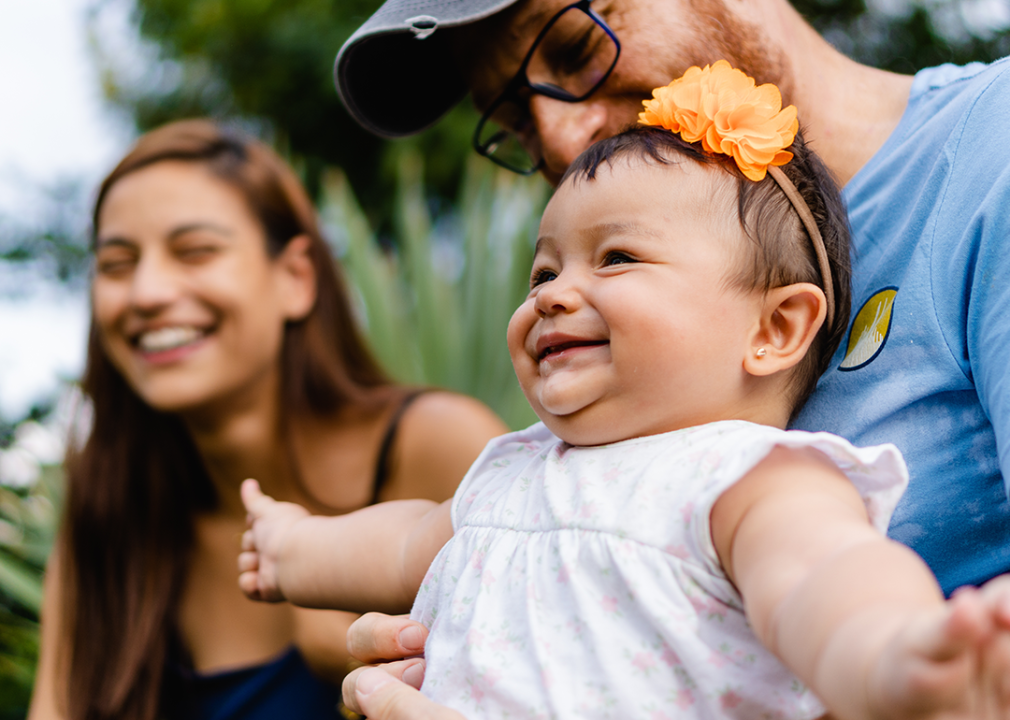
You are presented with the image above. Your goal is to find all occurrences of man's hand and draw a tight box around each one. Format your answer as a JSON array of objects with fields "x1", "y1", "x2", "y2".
[
  {"x1": 344, "y1": 664, "x2": 466, "y2": 720},
  {"x1": 342, "y1": 612, "x2": 467, "y2": 719},
  {"x1": 237, "y1": 478, "x2": 310, "y2": 603}
]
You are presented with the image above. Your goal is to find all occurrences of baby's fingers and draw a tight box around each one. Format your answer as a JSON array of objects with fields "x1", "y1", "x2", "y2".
[
  {"x1": 238, "y1": 567, "x2": 285, "y2": 603},
  {"x1": 241, "y1": 478, "x2": 273, "y2": 518},
  {"x1": 238, "y1": 569, "x2": 262, "y2": 600},
  {"x1": 870, "y1": 594, "x2": 990, "y2": 717},
  {"x1": 917, "y1": 589, "x2": 989, "y2": 662},
  {"x1": 237, "y1": 550, "x2": 259, "y2": 573},
  {"x1": 978, "y1": 575, "x2": 1010, "y2": 629}
]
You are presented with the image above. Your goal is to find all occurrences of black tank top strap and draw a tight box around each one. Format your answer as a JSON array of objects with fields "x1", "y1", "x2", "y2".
[{"x1": 370, "y1": 389, "x2": 429, "y2": 505}]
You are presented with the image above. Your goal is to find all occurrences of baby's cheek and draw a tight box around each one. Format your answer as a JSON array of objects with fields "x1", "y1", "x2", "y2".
[{"x1": 506, "y1": 301, "x2": 536, "y2": 363}]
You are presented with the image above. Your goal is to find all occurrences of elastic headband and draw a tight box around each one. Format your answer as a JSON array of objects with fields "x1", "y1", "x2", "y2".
[
  {"x1": 767, "y1": 166, "x2": 835, "y2": 330},
  {"x1": 638, "y1": 60, "x2": 834, "y2": 331}
]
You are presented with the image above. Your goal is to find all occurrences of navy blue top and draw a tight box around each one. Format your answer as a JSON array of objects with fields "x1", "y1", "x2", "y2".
[
  {"x1": 163, "y1": 390, "x2": 426, "y2": 718},
  {"x1": 164, "y1": 646, "x2": 341, "y2": 720}
]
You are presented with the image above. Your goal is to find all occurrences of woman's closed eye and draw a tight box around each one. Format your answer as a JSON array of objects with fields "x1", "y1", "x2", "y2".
[
  {"x1": 95, "y1": 246, "x2": 138, "y2": 276},
  {"x1": 174, "y1": 241, "x2": 221, "y2": 263}
]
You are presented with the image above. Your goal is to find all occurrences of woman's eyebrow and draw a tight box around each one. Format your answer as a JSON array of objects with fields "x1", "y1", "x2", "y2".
[
  {"x1": 168, "y1": 222, "x2": 232, "y2": 239},
  {"x1": 96, "y1": 222, "x2": 233, "y2": 248},
  {"x1": 95, "y1": 236, "x2": 135, "y2": 250}
]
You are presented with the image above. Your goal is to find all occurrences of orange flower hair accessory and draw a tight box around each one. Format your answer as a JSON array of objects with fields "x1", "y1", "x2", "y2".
[{"x1": 638, "y1": 60, "x2": 798, "y2": 181}]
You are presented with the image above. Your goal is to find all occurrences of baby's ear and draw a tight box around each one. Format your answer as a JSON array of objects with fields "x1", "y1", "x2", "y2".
[{"x1": 743, "y1": 283, "x2": 826, "y2": 377}]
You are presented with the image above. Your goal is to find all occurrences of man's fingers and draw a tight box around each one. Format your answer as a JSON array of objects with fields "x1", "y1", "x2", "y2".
[
  {"x1": 342, "y1": 660, "x2": 423, "y2": 713},
  {"x1": 346, "y1": 612, "x2": 428, "y2": 663},
  {"x1": 344, "y1": 664, "x2": 462, "y2": 720},
  {"x1": 241, "y1": 530, "x2": 256, "y2": 552}
]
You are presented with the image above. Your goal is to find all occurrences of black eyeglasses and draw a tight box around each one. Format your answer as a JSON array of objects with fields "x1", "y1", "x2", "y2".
[{"x1": 473, "y1": 0, "x2": 621, "y2": 175}]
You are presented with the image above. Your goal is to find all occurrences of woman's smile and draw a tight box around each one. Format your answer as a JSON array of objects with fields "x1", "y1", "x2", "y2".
[{"x1": 133, "y1": 324, "x2": 214, "y2": 364}]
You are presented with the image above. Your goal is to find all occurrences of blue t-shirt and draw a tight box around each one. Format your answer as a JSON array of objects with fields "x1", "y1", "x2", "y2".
[{"x1": 793, "y1": 58, "x2": 1010, "y2": 595}]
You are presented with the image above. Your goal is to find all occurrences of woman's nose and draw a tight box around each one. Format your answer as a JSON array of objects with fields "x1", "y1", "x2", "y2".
[
  {"x1": 128, "y1": 254, "x2": 180, "y2": 314},
  {"x1": 529, "y1": 96, "x2": 609, "y2": 181}
]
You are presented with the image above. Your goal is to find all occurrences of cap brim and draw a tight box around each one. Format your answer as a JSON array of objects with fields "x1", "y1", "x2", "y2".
[{"x1": 335, "y1": 0, "x2": 521, "y2": 138}]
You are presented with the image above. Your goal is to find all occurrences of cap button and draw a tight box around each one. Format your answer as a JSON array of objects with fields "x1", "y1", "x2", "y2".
[{"x1": 405, "y1": 15, "x2": 439, "y2": 40}]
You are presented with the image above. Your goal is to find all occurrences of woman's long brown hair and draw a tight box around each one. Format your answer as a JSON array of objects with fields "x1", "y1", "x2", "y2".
[{"x1": 61, "y1": 119, "x2": 390, "y2": 720}]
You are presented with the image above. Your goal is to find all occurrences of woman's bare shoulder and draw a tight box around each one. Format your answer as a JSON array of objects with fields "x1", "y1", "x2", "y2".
[{"x1": 383, "y1": 391, "x2": 508, "y2": 503}]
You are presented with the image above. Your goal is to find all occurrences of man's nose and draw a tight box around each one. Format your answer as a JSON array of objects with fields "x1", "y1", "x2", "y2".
[{"x1": 529, "y1": 96, "x2": 609, "y2": 183}]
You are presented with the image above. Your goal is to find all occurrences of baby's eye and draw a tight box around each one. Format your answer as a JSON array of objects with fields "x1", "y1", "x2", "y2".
[
  {"x1": 530, "y1": 268, "x2": 558, "y2": 287},
  {"x1": 603, "y1": 251, "x2": 635, "y2": 267}
]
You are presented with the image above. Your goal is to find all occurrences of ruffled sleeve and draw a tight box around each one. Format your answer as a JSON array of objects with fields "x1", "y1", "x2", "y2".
[{"x1": 686, "y1": 422, "x2": 909, "y2": 595}]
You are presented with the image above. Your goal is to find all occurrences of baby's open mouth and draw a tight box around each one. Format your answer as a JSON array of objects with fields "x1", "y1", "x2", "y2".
[{"x1": 538, "y1": 340, "x2": 608, "y2": 362}]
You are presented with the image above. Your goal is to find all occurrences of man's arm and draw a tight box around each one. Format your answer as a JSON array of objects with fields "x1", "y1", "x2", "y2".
[{"x1": 239, "y1": 479, "x2": 454, "y2": 613}]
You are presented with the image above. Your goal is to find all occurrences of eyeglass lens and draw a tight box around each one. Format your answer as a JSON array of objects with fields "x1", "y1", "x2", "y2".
[{"x1": 477, "y1": 4, "x2": 618, "y2": 173}]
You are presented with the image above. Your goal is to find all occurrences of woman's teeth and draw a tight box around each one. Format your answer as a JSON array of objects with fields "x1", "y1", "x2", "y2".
[{"x1": 138, "y1": 326, "x2": 204, "y2": 353}]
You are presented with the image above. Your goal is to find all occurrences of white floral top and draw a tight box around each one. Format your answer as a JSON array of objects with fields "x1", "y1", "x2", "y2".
[{"x1": 411, "y1": 420, "x2": 908, "y2": 719}]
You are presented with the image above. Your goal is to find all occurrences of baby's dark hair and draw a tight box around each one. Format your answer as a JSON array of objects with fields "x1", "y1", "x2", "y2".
[{"x1": 559, "y1": 126, "x2": 852, "y2": 416}]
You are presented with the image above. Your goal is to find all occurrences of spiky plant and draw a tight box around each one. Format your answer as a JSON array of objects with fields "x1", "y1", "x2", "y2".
[{"x1": 324, "y1": 151, "x2": 549, "y2": 430}]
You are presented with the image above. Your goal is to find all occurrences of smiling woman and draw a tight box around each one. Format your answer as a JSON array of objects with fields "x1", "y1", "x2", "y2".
[
  {"x1": 92, "y1": 159, "x2": 323, "y2": 416},
  {"x1": 26, "y1": 120, "x2": 507, "y2": 720}
]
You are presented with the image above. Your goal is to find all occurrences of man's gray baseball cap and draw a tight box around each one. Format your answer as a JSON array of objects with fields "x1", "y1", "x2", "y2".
[{"x1": 335, "y1": 0, "x2": 522, "y2": 138}]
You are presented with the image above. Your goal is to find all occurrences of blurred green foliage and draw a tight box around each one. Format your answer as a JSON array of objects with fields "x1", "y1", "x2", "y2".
[
  {"x1": 94, "y1": 0, "x2": 483, "y2": 229},
  {"x1": 794, "y1": 0, "x2": 1010, "y2": 73},
  {"x1": 327, "y1": 152, "x2": 547, "y2": 429},
  {"x1": 0, "y1": 463, "x2": 61, "y2": 718},
  {"x1": 0, "y1": 180, "x2": 91, "y2": 289}
]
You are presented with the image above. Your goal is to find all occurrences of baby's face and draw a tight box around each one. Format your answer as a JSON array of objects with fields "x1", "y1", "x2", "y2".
[{"x1": 507, "y1": 158, "x2": 767, "y2": 446}]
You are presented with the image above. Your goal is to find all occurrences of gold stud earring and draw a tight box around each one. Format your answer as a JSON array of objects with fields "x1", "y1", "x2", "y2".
[{"x1": 755, "y1": 347, "x2": 767, "y2": 358}]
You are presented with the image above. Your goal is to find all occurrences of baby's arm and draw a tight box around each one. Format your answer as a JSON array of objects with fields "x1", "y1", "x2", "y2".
[
  {"x1": 711, "y1": 446, "x2": 1010, "y2": 720},
  {"x1": 238, "y1": 479, "x2": 454, "y2": 613}
]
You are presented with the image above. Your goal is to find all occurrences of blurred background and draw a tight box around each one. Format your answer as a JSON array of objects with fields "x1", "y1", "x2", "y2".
[{"x1": 1, "y1": 0, "x2": 1009, "y2": 714}]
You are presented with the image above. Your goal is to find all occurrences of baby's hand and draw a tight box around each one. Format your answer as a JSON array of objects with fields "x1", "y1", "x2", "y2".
[
  {"x1": 869, "y1": 580, "x2": 1010, "y2": 719},
  {"x1": 237, "y1": 479, "x2": 310, "y2": 603}
]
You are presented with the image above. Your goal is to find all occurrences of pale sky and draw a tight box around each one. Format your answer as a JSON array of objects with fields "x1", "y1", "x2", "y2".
[{"x1": 0, "y1": 0, "x2": 134, "y2": 421}]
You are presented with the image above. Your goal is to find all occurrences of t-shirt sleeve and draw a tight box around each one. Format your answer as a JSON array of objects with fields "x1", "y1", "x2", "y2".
[{"x1": 931, "y1": 63, "x2": 1010, "y2": 495}]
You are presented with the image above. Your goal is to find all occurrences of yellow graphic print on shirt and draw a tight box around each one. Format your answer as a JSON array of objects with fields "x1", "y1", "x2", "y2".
[{"x1": 839, "y1": 288, "x2": 898, "y2": 371}]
